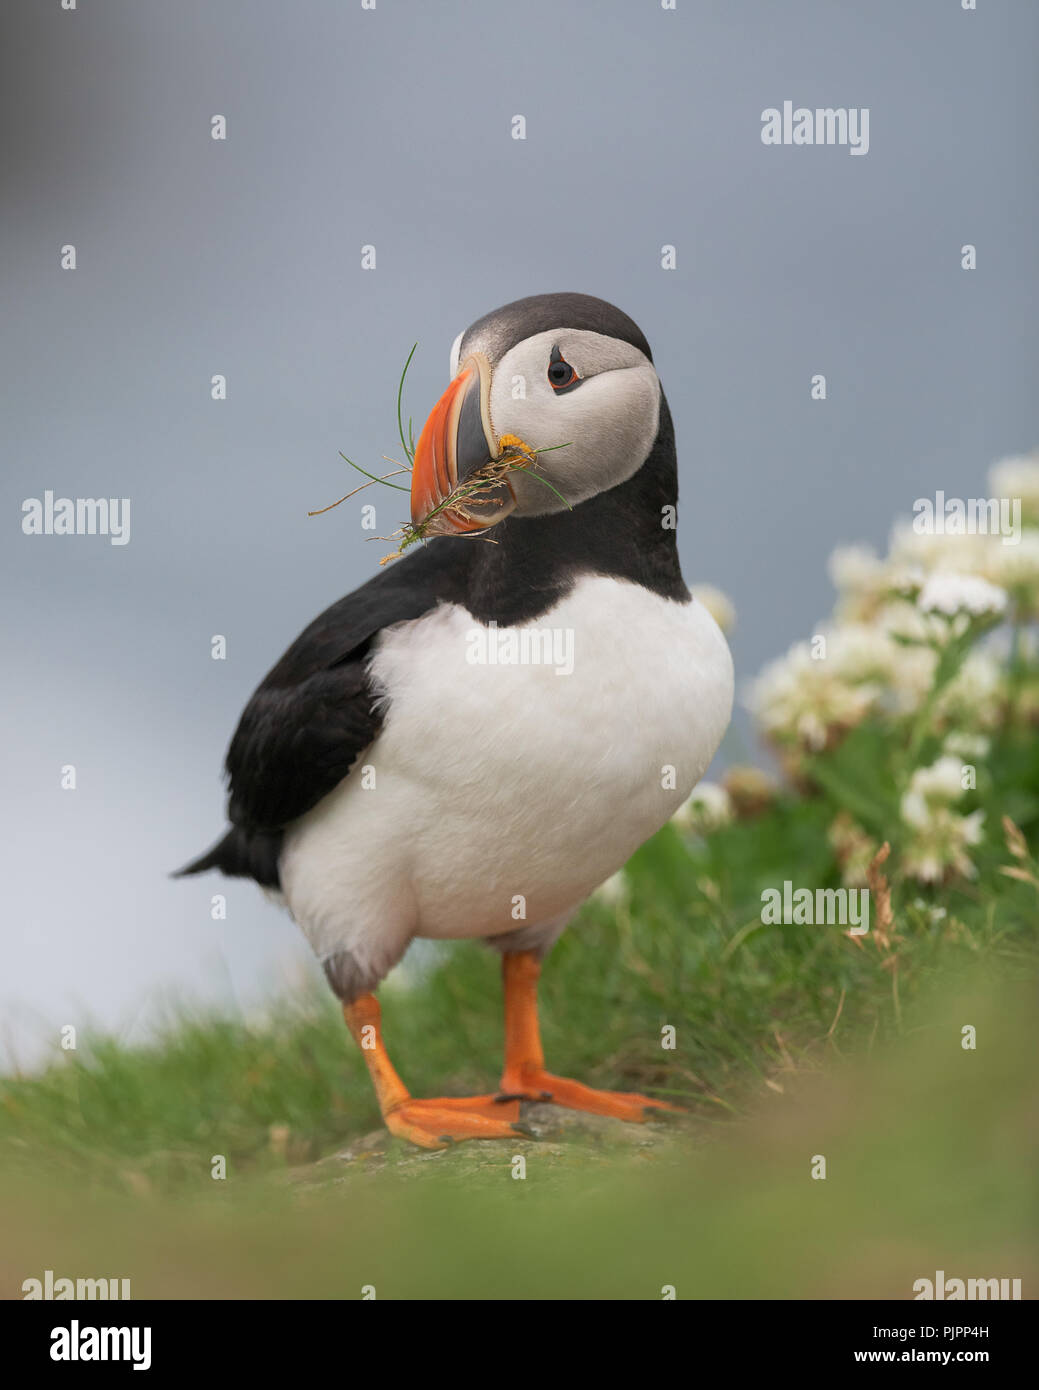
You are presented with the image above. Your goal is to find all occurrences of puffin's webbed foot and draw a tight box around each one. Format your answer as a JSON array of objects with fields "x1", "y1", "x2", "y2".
[
  {"x1": 343, "y1": 994, "x2": 532, "y2": 1150},
  {"x1": 498, "y1": 950, "x2": 685, "y2": 1124},
  {"x1": 498, "y1": 1068, "x2": 683, "y2": 1123},
  {"x1": 384, "y1": 1095, "x2": 526, "y2": 1150}
]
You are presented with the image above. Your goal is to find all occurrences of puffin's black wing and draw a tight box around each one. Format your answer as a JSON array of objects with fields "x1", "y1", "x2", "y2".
[{"x1": 175, "y1": 541, "x2": 469, "y2": 888}]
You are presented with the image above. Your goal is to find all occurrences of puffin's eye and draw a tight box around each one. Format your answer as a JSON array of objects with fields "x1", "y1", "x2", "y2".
[{"x1": 547, "y1": 346, "x2": 580, "y2": 393}]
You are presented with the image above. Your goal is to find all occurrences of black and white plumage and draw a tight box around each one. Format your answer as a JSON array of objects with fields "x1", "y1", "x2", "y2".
[{"x1": 178, "y1": 292, "x2": 733, "y2": 1018}]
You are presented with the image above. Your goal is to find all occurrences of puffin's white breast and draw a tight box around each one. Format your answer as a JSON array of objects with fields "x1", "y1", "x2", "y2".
[{"x1": 279, "y1": 575, "x2": 733, "y2": 966}]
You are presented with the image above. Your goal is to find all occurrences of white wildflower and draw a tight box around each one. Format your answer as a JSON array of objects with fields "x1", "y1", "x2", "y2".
[
  {"x1": 942, "y1": 730, "x2": 990, "y2": 760},
  {"x1": 691, "y1": 584, "x2": 736, "y2": 634},
  {"x1": 826, "y1": 623, "x2": 899, "y2": 684},
  {"x1": 900, "y1": 756, "x2": 967, "y2": 827},
  {"x1": 901, "y1": 758, "x2": 984, "y2": 884},
  {"x1": 747, "y1": 639, "x2": 876, "y2": 750},
  {"x1": 911, "y1": 897, "x2": 948, "y2": 924},
  {"x1": 592, "y1": 870, "x2": 629, "y2": 907},
  {"x1": 672, "y1": 781, "x2": 732, "y2": 833},
  {"x1": 833, "y1": 614, "x2": 936, "y2": 712},
  {"x1": 935, "y1": 649, "x2": 1004, "y2": 729},
  {"x1": 878, "y1": 598, "x2": 931, "y2": 643},
  {"x1": 829, "y1": 544, "x2": 885, "y2": 594},
  {"x1": 917, "y1": 571, "x2": 1007, "y2": 619},
  {"x1": 828, "y1": 545, "x2": 891, "y2": 619},
  {"x1": 888, "y1": 520, "x2": 991, "y2": 579},
  {"x1": 982, "y1": 531, "x2": 1039, "y2": 618},
  {"x1": 902, "y1": 808, "x2": 985, "y2": 884},
  {"x1": 988, "y1": 450, "x2": 1039, "y2": 526},
  {"x1": 886, "y1": 563, "x2": 927, "y2": 597}
]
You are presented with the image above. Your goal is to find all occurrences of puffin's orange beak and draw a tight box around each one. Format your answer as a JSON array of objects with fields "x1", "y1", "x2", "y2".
[{"x1": 410, "y1": 353, "x2": 516, "y2": 535}]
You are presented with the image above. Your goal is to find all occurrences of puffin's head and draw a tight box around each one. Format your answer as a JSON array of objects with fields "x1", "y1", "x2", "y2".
[{"x1": 410, "y1": 292, "x2": 662, "y2": 535}]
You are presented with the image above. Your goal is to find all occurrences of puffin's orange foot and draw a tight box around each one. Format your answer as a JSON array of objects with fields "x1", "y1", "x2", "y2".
[
  {"x1": 499, "y1": 1070, "x2": 684, "y2": 1123},
  {"x1": 383, "y1": 1095, "x2": 529, "y2": 1150}
]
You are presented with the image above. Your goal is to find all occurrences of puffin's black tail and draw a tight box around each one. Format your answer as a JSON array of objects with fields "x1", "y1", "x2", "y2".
[{"x1": 172, "y1": 826, "x2": 283, "y2": 889}]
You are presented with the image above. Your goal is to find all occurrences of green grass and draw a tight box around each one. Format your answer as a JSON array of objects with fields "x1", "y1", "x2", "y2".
[
  {"x1": 2, "y1": 795, "x2": 1035, "y2": 1197},
  {"x1": 2, "y1": 789, "x2": 1036, "y2": 1298},
  {"x1": 1, "y1": 973, "x2": 1034, "y2": 1300}
]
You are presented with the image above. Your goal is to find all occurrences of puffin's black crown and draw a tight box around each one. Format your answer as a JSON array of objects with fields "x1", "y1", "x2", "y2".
[{"x1": 459, "y1": 292, "x2": 653, "y2": 366}]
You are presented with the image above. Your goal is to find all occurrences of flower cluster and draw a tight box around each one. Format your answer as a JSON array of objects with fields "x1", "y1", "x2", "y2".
[
  {"x1": 680, "y1": 451, "x2": 1039, "y2": 889},
  {"x1": 899, "y1": 757, "x2": 985, "y2": 884}
]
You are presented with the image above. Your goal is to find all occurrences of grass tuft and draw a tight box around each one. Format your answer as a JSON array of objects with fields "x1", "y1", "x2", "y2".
[{"x1": 307, "y1": 345, "x2": 571, "y2": 561}]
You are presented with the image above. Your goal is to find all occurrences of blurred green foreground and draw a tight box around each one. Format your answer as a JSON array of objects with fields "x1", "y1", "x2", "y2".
[
  {"x1": 0, "y1": 979, "x2": 1034, "y2": 1300},
  {"x1": 1, "y1": 817, "x2": 1035, "y2": 1299}
]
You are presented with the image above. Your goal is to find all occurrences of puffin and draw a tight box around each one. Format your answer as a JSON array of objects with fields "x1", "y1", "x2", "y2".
[{"x1": 177, "y1": 292, "x2": 734, "y2": 1149}]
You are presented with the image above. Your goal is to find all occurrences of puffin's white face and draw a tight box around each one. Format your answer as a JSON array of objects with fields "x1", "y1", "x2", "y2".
[
  {"x1": 484, "y1": 329, "x2": 660, "y2": 516},
  {"x1": 411, "y1": 322, "x2": 661, "y2": 534}
]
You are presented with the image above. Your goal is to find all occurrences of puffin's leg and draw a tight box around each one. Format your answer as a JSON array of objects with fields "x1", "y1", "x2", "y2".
[
  {"x1": 342, "y1": 993, "x2": 527, "y2": 1150},
  {"x1": 497, "y1": 950, "x2": 684, "y2": 1121}
]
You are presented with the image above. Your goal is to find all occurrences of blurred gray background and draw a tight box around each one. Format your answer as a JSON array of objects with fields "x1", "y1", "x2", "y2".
[{"x1": 3, "y1": 0, "x2": 1037, "y2": 1066}]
